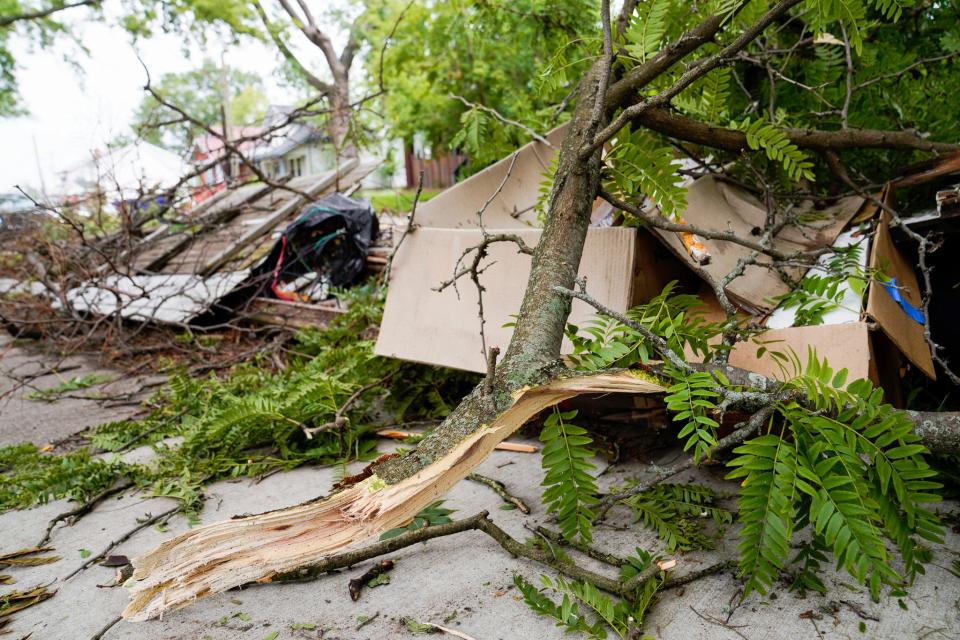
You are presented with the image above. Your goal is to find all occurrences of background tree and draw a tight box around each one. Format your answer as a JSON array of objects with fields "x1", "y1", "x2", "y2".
[
  {"x1": 133, "y1": 59, "x2": 268, "y2": 154},
  {"x1": 363, "y1": 0, "x2": 597, "y2": 167},
  {"x1": 0, "y1": 0, "x2": 257, "y2": 118},
  {"x1": 253, "y1": 0, "x2": 366, "y2": 160},
  {"x1": 0, "y1": 0, "x2": 104, "y2": 116},
  {"x1": 136, "y1": 60, "x2": 268, "y2": 153}
]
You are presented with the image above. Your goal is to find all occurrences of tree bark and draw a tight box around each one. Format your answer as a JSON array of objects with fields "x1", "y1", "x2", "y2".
[{"x1": 328, "y1": 78, "x2": 357, "y2": 160}]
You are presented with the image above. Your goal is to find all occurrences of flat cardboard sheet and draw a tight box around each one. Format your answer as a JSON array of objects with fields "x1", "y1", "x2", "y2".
[
  {"x1": 866, "y1": 212, "x2": 936, "y2": 378},
  {"x1": 651, "y1": 176, "x2": 863, "y2": 313},
  {"x1": 375, "y1": 227, "x2": 637, "y2": 372},
  {"x1": 728, "y1": 322, "x2": 873, "y2": 383},
  {"x1": 412, "y1": 126, "x2": 566, "y2": 229}
]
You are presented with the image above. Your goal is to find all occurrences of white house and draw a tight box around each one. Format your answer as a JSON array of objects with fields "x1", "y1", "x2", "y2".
[{"x1": 250, "y1": 106, "x2": 336, "y2": 179}]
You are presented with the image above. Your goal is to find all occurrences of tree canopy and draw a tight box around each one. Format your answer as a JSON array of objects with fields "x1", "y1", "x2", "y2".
[
  {"x1": 133, "y1": 59, "x2": 268, "y2": 154},
  {"x1": 362, "y1": 0, "x2": 598, "y2": 165}
]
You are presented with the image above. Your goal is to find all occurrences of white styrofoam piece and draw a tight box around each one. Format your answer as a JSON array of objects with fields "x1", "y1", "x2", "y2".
[
  {"x1": 765, "y1": 229, "x2": 869, "y2": 329},
  {"x1": 66, "y1": 272, "x2": 249, "y2": 324}
]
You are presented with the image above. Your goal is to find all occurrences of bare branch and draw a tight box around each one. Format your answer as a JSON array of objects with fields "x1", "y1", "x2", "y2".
[
  {"x1": 0, "y1": 0, "x2": 99, "y2": 28},
  {"x1": 450, "y1": 94, "x2": 553, "y2": 148}
]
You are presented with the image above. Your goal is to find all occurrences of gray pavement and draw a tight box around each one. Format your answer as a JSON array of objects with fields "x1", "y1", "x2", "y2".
[
  {"x1": 0, "y1": 334, "x2": 159, "y2": 447},
  {"x1": 1, "y1": 339, "x2": 958, "y2": 639}
]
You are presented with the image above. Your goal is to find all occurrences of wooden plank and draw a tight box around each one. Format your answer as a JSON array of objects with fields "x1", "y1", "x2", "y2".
[
  {"x1": 245, "y1": 297, "x2": 346, "y2": 329},
  {"x1": 132, "y1": 182, "x2": 278, "y2": 273}
]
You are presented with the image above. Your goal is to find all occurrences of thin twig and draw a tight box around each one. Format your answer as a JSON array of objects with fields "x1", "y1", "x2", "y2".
[
  {"x1": 38, "y1": 481, "x2": 134, "y2": 547},
  {"x1": 383, "y1": 171, "x2": 424, "y2": 285},
  {"x1": 467, "y1": 473, "x2": 530, "y2": 514},
  {"x1": 451, "y1": 95, "x2": 553, "y2": 148}
]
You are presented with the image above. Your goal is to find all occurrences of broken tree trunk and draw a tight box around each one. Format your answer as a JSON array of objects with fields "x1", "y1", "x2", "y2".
[{"x1": 122, "y1": 372, "x2": 662, "y2": 620}]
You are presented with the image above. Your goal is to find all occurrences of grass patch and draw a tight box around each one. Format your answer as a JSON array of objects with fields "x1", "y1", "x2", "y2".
[{"x1": 360, "y1": 188, "x2": 443, "y2": 214}]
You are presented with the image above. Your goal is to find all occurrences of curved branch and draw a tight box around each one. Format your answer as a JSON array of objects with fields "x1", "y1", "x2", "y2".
[
  {"x1": 0, "y1": 0, "x2": 100, "y2": 28},
  {"x1": 636, "y1": 107, "x2": 960, "y2": 153},
  {"x1": 254, "y1": 0, "x2": 332, "y2": 95}
]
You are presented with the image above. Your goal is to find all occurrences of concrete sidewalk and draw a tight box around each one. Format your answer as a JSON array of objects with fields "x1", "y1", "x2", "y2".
[{"x1": 1, "y1": 342, "x2": 958, "y2": 639}]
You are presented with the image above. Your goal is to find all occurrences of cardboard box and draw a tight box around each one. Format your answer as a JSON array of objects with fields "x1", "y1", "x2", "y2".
[
  {"x1": 375, "y1": 226, "x2": 679, "y2": 372},
  {"x1": 377, "y1": 123, "x2": 682, "y2": 373},
  {"x1": 376, "y1": 125, "x2": 934, "y2": 389},
  {"x1": 717, "y1": 209, "x2": 935, "y2": 389}
]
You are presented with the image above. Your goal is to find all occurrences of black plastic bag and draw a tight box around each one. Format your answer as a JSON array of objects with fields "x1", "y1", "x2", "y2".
[{"x1": 252, "y1": 193, "x2": 379, "y2": 299}]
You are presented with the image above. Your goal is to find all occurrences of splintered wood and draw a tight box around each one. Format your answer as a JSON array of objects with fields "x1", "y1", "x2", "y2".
[{"x1": 122, "y1": 371, "x2": 663, "y2": 621}]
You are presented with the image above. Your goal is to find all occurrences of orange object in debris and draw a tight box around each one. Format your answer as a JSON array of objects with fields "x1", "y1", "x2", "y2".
[{"x1": 676, "y1": 217, "x2": 710, "y2": 265}]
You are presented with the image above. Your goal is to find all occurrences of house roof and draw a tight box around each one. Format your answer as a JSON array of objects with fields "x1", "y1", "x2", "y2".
[
  {"x1": 54, "y1": 141, "x2": 189, "y2": 200},
  {"x1": 249, "y1": 122, "x2": 326, "y2": 161},
  {"x1": 192, "y1": 126, "x2": 264, "y2": 158}
]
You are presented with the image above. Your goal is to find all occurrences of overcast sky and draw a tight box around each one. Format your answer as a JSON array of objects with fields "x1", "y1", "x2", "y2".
[{"x1": 0, "y1": 7, "x2": 320, "y2": 193}]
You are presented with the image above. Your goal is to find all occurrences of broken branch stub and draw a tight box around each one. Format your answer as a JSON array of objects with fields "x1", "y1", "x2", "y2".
[{"x1": 121, "y1": 371, "x2": 664, "y2": 621}]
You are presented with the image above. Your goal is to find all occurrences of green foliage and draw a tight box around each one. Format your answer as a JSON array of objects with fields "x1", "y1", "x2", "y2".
[
  {"x1": 738, "y1": 117, "x2": 816, "y2": 182},
  {"x1": 0, "y1": 443, "x2": 125, "y2": 511},
  {"x1": 540, "y1": 408, "x2": 598, "y2": 543},
  {"x1": 664, "y1": 367, "x2": 723, "y2": 463},
  {"x1": 788, "y1": 537, "x2": 830, "y2": 595},
  {"x1": 624, "y1": 483, "x2": 734, "y2": 552},
  {"x1": 623, "y1": 0, "x2": 670, "y2": 64},
  {"x1": 449, "y1": 107, "x2": 490, "y2": 160},
  {"x1": 515, "y1": 549, "x2": 660, "y2": 639},
  {"x1": 566, "y1": 282, "x2": 725, "y2": 372},
  {"x1": 728, "y1": 352, "x2": 943, "y2": 599},
  {"x1": 133, "y1": 58, "x2": 268, "y2": 153},
  {"x1": 605, "y1": 125, "x2": 688, "y2": 219},
  {"x1": 0, "y1": 286, "x2": 476, "y2": 515},
  {"x1": 361, "y1": 188, "x2": 441, "y2": 215},
  {"x1": 674, "y1": 67, "x2": 732, "y2": 125},
  {"x1": 379, "y1": 500, "x2": 454, "y2": 540},
  {"x1": 568, "y1": 280, "x2": 943, "y2": 600},
  {"x1": 364, "y1": 0, "x2": 598, "y2": 168},
  {"x1": 534, "y1": 151, "x2": 560, "y2": 225},
  {"x1": 26, "y1": 373, "x2": 112, "y2": 402},
  {"x1": 514, "y1": 574, "x2": 606, "y2": 637}
]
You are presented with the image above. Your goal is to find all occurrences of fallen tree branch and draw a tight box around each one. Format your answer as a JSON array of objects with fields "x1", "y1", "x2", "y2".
[
  {"x1": 348, "y1": 559, "x2": 394, "y2": 601},
  {"x1": 467, "y1": 473, "x2": 530, "y2": 514},
  {"x1": 38, "y1": 481, "x2": 134, "y2": 547},
  {"x1": 122, "y1": 372, "x2": 664, "y2": 620},
  {"x1": 534, "y1": 525, "x2": 626, "y2": 566},
  {"x1": 267, "y1": 510, "x2": 658, "y2": 601}
]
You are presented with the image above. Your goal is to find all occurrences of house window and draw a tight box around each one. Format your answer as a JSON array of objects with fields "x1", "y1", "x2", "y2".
[{"x1": 289, "y1": 156, "x2": 305, "y2": 177}]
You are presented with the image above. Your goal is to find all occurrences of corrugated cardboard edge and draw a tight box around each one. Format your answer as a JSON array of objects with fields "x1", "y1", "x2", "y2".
[
  {"x1": 865, "y1": 211, "x2": 936, "y2": 379},
  {"x1": 413, "y1": 125, "x2": 567, "y2": 229}
]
